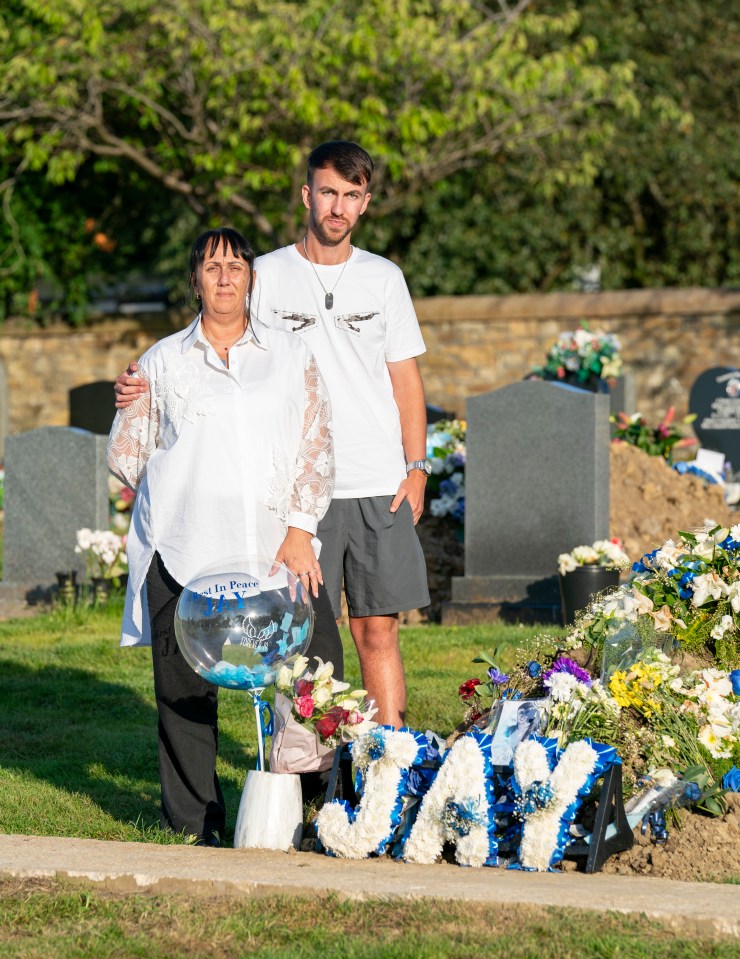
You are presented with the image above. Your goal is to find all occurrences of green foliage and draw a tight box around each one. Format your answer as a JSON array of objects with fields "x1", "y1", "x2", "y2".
[
  {"x1": 610, "y1": 409, "x2": 698, "y2": 463},
  {"x1": 387, "y1": 0, "x2": 739, "y2": 295},
  {"x1": 0, "y1": 0, "x2": 636, "y2": 320}
]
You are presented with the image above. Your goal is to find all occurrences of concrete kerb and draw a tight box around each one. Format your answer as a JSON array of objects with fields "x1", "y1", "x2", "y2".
[{"x1": 1, "y1": 833, "x2": 739, "y2": 939}]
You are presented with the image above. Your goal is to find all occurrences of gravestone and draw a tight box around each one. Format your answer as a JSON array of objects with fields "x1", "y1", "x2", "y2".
[
  {"x1": 0, "y1": 357, "x2": 8, "y2": 462},
  {"x1": 443, "y1": 380, "x2": 611, "y2": 624},
  {"x1": 689, "y1": 367, "x2": 740, "y2": 477},
  {"x1": 1, "y1": 428, "x2": 109, "y2": 596},
  {"x1": 69, "y1": 381, "x2": 117, "y2": 436}
]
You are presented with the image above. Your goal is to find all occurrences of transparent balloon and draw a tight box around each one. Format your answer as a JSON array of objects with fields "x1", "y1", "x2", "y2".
[{"x1": 174, "y1": 556, "x2": 314, "y2": 691}]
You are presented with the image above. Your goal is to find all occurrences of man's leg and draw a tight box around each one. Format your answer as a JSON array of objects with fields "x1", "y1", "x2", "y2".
[
  {"x1": 349, "y1": 614, "x2": 406, "y2": 727},
  {"x1": 343, "y1": 497, "x2": 429, "y2": 729}
]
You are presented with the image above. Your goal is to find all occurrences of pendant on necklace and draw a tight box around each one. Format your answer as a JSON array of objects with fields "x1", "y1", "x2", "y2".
[{"x1": 325, "y1": 292, "x2": 334, "y2": 310}]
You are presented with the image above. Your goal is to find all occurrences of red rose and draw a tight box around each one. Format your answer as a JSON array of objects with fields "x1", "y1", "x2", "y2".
[
  {"x1": 294, "y1": 679, "x2": 315, "y2": 698},
  {"x1": 315, "y1": 706, "x2": 348, "y2": 740},
  {"x1": 458, "y1": 678, "x2": 482, "y2": 701}
]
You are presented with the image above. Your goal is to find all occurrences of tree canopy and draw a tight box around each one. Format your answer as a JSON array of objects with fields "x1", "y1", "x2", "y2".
[{"x1": 0, "y1": 0, "x2": 637, "y2": 319}]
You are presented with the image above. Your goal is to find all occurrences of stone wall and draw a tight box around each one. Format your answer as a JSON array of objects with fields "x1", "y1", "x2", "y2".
[{"x1": 1, "y1": 287, "x2": 739, "y2": 442}]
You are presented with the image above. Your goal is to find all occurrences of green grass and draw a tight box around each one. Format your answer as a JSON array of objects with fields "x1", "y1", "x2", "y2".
[
  {"x1": 2, "y1": 604, "x2": 738, "y2": 956},
  {"x1": 0, "y1": 596, "x2": 547, "y2": 844},
  {"x1": 1, "y1": 880, "x2": 737, "y2": 959}
]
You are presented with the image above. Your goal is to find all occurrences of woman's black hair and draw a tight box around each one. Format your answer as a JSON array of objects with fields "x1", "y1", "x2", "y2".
[{"x1": 188, "y1": 227, "x2": 255, "y2": 312}]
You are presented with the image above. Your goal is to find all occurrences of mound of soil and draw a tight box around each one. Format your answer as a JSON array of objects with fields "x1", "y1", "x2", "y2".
[
  {"x1": 610, "y1": 442, "x2": 734, "y2": 563},
  {"x1": 598, "y1": 793, "x2": 740, "y2": 882}
]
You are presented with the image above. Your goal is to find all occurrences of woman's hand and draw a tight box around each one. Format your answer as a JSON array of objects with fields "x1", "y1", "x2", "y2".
[
  {"x1": 273, "y1": 527, "x2": 322, "y2": 598},
  {"x1": 114, "y1": 362, "x2": 148, "y2": 409}
]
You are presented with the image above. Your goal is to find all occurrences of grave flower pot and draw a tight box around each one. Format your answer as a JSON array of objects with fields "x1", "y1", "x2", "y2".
[
  {"x1": 90, "y1": 576, "x2": 113, "y2": 606},
  {"x1": 559, "y1": 565, "x2": 620, "y2": 627},
  {"x1": 55, "y1": 571, "x2": 78, "y2": 605}
]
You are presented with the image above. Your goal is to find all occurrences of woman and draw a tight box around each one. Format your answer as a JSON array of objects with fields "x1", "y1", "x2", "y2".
[{"x1": 107, "y1": 228, "x2": 338, "y2": 846}]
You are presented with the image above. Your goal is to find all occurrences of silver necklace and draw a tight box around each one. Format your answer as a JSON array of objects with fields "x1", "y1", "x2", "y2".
[{"x1": 303, "y1": 235, "x2": 352, "y2": 310}]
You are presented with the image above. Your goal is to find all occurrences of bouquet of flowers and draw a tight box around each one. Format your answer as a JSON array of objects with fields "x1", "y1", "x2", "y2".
[
  {"x1": 610, "y1": 407, "x2": 697, "y2": 463},
  {"x1": 527, "y1": 323, "x2": 622, "y2": 386},
  {"x1": 74, "y1": 528, "x2": 127, "y2": 579},
  {"x1": 557, "y1": 538, "x2": 630, "y2": 576},
  {"x1": 270, "y1": 657, "x2": 377, "y2": 774},
  {"x1": 454, "y1": 638, "x2": 739, "y2": 815},
  {"x1": 426, "y1": 419, "x2": 466, "y2": 524},
  {"x1": 572, "y1": 522, "x2": 740, "y2": 671}
]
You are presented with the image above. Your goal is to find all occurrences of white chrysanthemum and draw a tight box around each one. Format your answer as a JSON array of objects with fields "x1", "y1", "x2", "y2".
[{"x1": 543, "y1": 672, "x2": 583, "y2": 703}]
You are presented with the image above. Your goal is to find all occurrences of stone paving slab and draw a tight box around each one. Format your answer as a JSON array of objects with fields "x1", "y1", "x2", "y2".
[{"x1": 1, "y1": 833, "x2": 738, "y2": 938}]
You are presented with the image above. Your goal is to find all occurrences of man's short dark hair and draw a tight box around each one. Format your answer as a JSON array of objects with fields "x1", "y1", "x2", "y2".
[{"x1": 307, "y1": 141, "x2": 374, "y2": 187}]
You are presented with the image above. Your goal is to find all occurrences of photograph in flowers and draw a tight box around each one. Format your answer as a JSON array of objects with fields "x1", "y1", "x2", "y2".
[{"x1": 311, "y1": 521, "x2": 740, "y2": 874}]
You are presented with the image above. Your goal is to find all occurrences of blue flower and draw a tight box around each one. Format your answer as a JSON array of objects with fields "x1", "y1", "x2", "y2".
[
  {"x1": 451, "y1": 499, "x2": 466, "y2": 521},
  {"x1": 723, "y1": 766, "x2": 740, "y2": 793},
  {"x1": 446, "y1": 452, "x2": 466, "y2": 469},
  {"x1": 730, "y1": 671, "x2": 740, "y2": 696},
  {"x1": 526, "y1": 661, "x2": 542, "y2": 678},
  {"x1": 439, "y1": 478, "x2": 459, "y2": 497}
]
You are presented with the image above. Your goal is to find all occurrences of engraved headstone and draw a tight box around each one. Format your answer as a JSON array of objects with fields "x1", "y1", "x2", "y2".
[
  {"x1": 443, "y1": 380, "x2": 611, "y2": 624},
  {"x1": 689, "y1": 367, "x2": 740, "y2": 477},
  {"x1": 1, "y1": 428, "x2": 109, "y2": 593},
  {"x1": 69, "y1": 381, "x2": 117, "y2": 436}
]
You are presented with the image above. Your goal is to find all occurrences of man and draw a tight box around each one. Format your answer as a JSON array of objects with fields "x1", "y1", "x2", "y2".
[{"x1": 116, "y1": 141, "x2": 430, "y2": 727}]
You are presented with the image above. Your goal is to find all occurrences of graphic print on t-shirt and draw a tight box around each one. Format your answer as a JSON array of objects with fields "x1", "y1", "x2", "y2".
[
  {"x1": 335, "y1": 312, "x2": 379, "y2": 335},
  {"x1": 272, "y1": 309, "x2": 318, "y2": 333}
]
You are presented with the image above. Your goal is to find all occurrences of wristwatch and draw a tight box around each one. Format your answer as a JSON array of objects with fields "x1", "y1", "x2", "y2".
[{"x1": 406, "y1": 459, "x2": 432, "y2": 476}]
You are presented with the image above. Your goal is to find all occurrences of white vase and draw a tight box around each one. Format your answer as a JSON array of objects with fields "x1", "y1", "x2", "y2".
[{"x1": 233, "y1": 770, "x2": 303, "y2": 851}]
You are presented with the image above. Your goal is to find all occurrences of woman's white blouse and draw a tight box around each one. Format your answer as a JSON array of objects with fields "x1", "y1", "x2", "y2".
[{"x1": 107, "y1": 314, "x2": 334, "y2": 646}]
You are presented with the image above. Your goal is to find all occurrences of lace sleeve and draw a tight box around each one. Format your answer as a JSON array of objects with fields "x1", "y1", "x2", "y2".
[
  {"x1": 288, "y1": 355, "x2": 335, "y2": 525},
  {"x1": 106, "y1": 374, "x2": 159, "y2": 491}
]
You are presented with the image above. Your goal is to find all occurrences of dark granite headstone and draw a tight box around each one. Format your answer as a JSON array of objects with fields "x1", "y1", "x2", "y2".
[
  {"x1": 443, "y1": 380, "x2": 611, "y2": 624},
  {"x1": 69, "y1": 381, "x2": 117, "y2": 436},
  {"x1": 689, "y1": 367, "x2": 740, "y2": 476},
  {"x1": 1, "y1": 427, "x2": 109, "y2": 593}
]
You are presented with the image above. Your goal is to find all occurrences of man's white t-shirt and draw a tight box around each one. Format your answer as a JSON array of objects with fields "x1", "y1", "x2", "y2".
[{"x1": 253, "y1": 244, "x2": 426, "y2": 498}]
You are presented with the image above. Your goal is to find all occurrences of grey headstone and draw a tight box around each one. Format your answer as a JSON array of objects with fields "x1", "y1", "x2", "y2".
[
  {"x1": 445, "y1": 381, "x2": 610, "y2": 623},
  {"x1": 609, "y1": 373, "x2": 636, "y2": 418},
  {"x1": 69, "y1": 381, "x2": 117, "y2": 435},
  {"x1": 689, "y1": 367, "x2": 740, "y2": 476},
  {"x1": 2, "y1": 427, "x2": 110, "y2": 592},
  {"x1": 0, "y1": 357, "x2": 7, "y2": 462}
]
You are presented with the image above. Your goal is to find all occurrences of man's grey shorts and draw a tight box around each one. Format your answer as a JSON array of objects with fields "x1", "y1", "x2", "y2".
[{"x1": 317, "y1": 496, "x2": 430, "y2": 619}]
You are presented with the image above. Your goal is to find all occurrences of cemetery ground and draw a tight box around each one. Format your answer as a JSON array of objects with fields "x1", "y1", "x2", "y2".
[{"x1": 0, "y1": 599, "x2": 739, "y2": 957}]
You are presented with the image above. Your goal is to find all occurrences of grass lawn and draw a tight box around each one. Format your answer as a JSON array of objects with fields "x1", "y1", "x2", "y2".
[
  {"x1": 2, "y1": 601, "x2": 737, "y2": 957},
  {"x1": 0, "y1": 595, "x2": 545, "y2": 844}
]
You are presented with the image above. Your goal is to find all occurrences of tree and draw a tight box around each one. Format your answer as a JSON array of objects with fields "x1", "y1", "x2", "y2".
[
  {"x1": 0, "y1": 0, "x2": 637, "y2": 319},
  {"x1": 381, "y1": 0, "x2": 739, "y2": 295}
]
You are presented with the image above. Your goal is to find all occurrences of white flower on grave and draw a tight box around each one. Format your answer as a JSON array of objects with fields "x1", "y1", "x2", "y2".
[
  {"x1": 711, "y1": 615, "x2": 734, "y2": 641},
  {"x1": 691, "y1": 571, "x2": 728, "y2": 607}
]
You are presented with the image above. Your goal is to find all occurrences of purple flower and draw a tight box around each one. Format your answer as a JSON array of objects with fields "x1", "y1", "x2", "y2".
[
  {"x1": 542, "y1": 656, "x2": 592, "y2": 687},
  {"x1": 487, "y1": 667, "x2": 510, "y2": 685}
]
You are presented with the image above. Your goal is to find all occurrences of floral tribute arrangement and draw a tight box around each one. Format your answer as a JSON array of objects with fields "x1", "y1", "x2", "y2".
[
  {"x1": 526, "y1": 323, "x2": 622, "y2": 387},
  {"x1": 270, "y1": 657, "x2": 377, "y2": 774},
  {"x1": 316, "y1": 521, "x2": 740, "y2": 872},
  {"x1": 74, "y1": 528, "x2": 127, "y2": 579},
  {"x1": 426, "y1": 419, "x2": 466, "y2": 524},
  {"x1": 109, "y1": 475, "x2": 135, "y2": 533},
  {"x1": 610, "y1": 408, "x2": 697, "y2": 463},
  {"x1": 557, "y1": 538, "x2": 630, "y2": 576}
]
